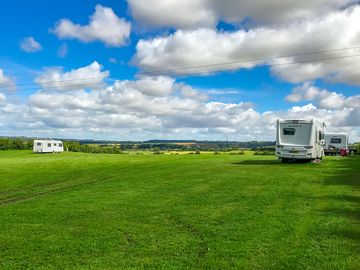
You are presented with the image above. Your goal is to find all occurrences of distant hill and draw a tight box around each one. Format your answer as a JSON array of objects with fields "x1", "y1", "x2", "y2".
[{"x1": 0, "y1": 135, "x2": 275, "y2": 149}]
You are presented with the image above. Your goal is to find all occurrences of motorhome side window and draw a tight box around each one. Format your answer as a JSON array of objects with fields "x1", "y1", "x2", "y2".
[
  {"x1": 48, "y1": 143, "x2": 51, "y2": 147},
  {"x1": 283, "y1": 128, "x2": 295, "y2": 135},
  {"x1": 37, "y1": 142, "x2": 41, "y2": 146},
  {"x1": 331, "y1": 138, "x2": 341, "y2": 144},
  {"x1": 318, "y1": 131, "x2": 324, "y2": 141}
]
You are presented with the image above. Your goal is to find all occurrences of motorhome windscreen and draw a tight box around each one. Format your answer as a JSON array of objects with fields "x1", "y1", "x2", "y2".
[
  {"x1": 280, "y1": 123, "x2": 312, "y2": 145},
  {"x1": 283, "y1": 128, "x2": 295, "y2": 135}
]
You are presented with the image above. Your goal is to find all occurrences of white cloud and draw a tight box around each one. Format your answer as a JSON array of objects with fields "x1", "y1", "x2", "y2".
[
  {"x1": 57, "y1": 43, "x2": 68, "y2": 58},
  {"x1": 52, "y1": 5, "x2": 131, "y2": 47},
  {"x1": 35, "y1": 61, "x2": 109, "y2": 91},
  {"x1": 177, "y1": 83, "x2": 209, "y2": 100},
  {"x1": 122, "y1": 76, "x2": 176, "y2": 97},
  {"x1": 0, "y1": 93, "x2": 6, "y2": 105},
  {"x1": 20, "y1": 37, "x2": 42, "y2": 52},
  {"x1": 1, "y1": 63, "x2": 359, "y2": 142},
  {"x1": 0, "y1": 69, "x2": 12, "y2": 86},
  {"x1": 134, "y1": 6, "x2": 360, "y2": 85},
  {"x1": 127, "y1": 0, "x2": 355, "y2": 28},
  {"x1": 286, "y1": 82, "x2": 360, "y2": 110},
  {"x1": 128, "y1": 0, "x2": 216, "y2": 29}
]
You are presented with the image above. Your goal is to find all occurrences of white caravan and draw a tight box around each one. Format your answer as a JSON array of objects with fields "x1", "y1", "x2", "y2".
[
  {"x1": 324, "y1": 133, "x2": 349, "y2": 153},
  {"x1": 33, "y1": 140, "x2": 64, "y2": 153},
  {"x1": 276, "y1": 119, "x2": 325, "y2": 162}
]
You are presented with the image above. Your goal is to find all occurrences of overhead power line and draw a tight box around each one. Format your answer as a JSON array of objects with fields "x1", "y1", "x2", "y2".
[
  {"x1": 169, "y1": 53, "x2": 360, "y2": 78},
  {"x1": 1, "y1": 46, "x2": 360, "y2": 94},
  {"x1": 4, "y1": 76, "x2": 110, "y2": 88},
  {"x1": 138, "y1": 46, "x2": 360, "y2": 76},
  {"x1": 2, "y1": 82, "x2": 108, "y2": 93}
]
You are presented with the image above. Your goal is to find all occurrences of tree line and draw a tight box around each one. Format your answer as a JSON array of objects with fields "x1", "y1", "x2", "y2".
[
  {"x1": 1, "y1": 137, "x2": 359, "y2": 154},
  {"x1": 0, "y1": 138, "x2": 33, "y2": 150}
]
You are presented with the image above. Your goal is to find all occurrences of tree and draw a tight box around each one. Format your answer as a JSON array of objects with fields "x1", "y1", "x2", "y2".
[{"x1": 11, "y1": 138, "x2": 25, "y2": 150}]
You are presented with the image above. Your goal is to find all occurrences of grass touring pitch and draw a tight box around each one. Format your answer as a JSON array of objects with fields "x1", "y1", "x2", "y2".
[{"x1": 0, "y1": 151, "x2": 359, "y2": 269}]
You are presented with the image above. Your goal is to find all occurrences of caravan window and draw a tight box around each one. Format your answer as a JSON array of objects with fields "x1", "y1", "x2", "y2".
[
  {"x1": 36, "y1": 142, "x2": 41, "y2": 146},
  {"x1": 331, "y1": 138, "x2": 342, "y2": 144},
  {"x1": 53, "y1": 143, "x2": 57, "y2": 146},
  {"x1": 59, "y1": 143, "x2": 63, "y2": 147},
  {"x1": 283, "y1": 128, "x2": 295, "y2": 135},
  {"x1": 48, "y1": 143, "x2": 51, "y2": 147}
]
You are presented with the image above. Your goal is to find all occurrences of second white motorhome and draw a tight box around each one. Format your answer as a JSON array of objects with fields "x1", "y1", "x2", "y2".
[
  {"x1": 276, "y1": 119, "x2": 325, "y2": 162},
  {"x1": 324, "y1": 133, "x2": 349, "y2": 155}
]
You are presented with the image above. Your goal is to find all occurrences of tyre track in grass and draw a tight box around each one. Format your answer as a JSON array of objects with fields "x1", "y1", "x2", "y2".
[
  {"x1": 0, "y1": 175, "x2": 118, "y2": 206},
  {"x1": 166, "y1": 215, "x2": 209, "y2": 260},
  {"x1": 0, "y1": 156, "x2": 183, "y2": 207}
]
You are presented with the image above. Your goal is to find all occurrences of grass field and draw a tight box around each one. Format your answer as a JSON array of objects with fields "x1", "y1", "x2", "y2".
[{"x1": 0, "y1": 151, "x2": 359, "y2": 269}]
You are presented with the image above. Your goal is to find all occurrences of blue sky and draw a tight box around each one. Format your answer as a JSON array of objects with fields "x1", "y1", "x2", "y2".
[{"x1": 0, "y1": 1, "x2": 359, "y2": 141}]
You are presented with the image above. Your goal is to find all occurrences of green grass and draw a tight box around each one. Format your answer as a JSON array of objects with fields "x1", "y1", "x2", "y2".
[{"x1": 0, "y1": 151, "x2": 359, "y2": 269}]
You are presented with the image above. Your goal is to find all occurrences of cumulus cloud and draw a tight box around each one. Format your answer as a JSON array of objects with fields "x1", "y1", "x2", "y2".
[
  {"x1": 134, "y1": 6, "x2": 360, "y2": 85},
  {"x1": 1, "y1": 62, "x2": 359, "y2": 141},
  {"x1": 0, "y1": 69, "x2": 12, "y2": 86},
  {"x1": 20, "y1": 37, "x2": 42, "y2": 52},
  {"x1": 128, "y1": 0, "x2": 216, "y2": 29},
  {"x1": 1, "y1": 81, "x2": 359, "y2": 141},
  {"x1": 122, "y1": 76, "x2": 176, "y2": 97},
  {"x1": 127, "y1": 0, "x2": 355, "y2": 28},
  {"x1": 35, "y1": 61, "x2": 109, "y2": 91},
  {"x1": 286, "y1": 82, "x2": 360, "y2": 110},
  {"x1": 177, "y1": 83, "x2": 209, "y2": 100},
  {"x1": 0, "y1": 69, "x2": 15, "y2": 92},
  {"x1": 0, "y1": 93, "x2": 6, "y2": 105},
  {"x1": 52, "y1": 5, "x2": 131, "y2": 47}
]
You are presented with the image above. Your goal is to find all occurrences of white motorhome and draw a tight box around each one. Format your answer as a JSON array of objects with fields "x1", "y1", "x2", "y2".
[
  {"x1": 276, "y1": 119, "x2": 325, "y2": 162},
  {"x1": 324, "y1": 133, "x2": 349, "y2": 154},
  {"x1": 33, "y1": 140, "x2": 64, "y2": 153}
]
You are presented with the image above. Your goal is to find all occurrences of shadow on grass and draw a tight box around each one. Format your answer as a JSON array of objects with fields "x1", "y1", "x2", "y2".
[
  {"x1": 319, "y1": 156, "x2": 360, "y2": 246},
  {"x1": 324, "y1": 159, "x2": 360, "y2": 189},
  {"x1": 329, "y1": 229, "x2": 360, "y2": 241},
  {"x1": 232, "y1": 159, "x2": 312, "y2": 166},
  {"x1": 232, "y1": 160, "x2": 281, "y2": 166}
]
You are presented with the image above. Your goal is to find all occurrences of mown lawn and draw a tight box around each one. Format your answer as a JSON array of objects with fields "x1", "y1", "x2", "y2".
[{"x1": 0, "y1": 151, "x2": 359, "y2": 269}]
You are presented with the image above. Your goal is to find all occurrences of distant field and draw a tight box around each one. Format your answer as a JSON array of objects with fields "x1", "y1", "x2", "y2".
[{"x1": 0, "y1": 151, "x2": 359, "y2": 269}]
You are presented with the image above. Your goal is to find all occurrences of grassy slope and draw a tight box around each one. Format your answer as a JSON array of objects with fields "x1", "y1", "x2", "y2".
[{"x1": 0, "y1": 151, "x2": 359, "y2": 269}]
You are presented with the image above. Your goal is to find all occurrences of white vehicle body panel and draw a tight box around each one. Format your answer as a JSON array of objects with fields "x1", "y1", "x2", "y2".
[
  {"x1": 33, "y1": 140, "x2": 64, "y2": 153},
  {"x1": 324, "y1": 133, "x2": 349, "y2": 151},
  {"x1": 276, "y1": 119, "x2": 325, "y2": 160}
]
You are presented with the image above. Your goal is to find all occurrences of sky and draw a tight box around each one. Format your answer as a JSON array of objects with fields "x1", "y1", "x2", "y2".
[{"x1": 0, "y1": 0, "x2": 359, "y2": 142}]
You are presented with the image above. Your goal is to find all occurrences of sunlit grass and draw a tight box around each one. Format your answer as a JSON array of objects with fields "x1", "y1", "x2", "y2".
[{"x1": 0, "y1": 151, "x2": 359, "y2": 269}]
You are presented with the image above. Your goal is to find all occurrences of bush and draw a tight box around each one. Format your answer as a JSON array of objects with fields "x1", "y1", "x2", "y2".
[{"x1": 0, "y1": 138, "x2": 32, "y2": 150}]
